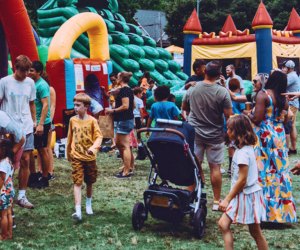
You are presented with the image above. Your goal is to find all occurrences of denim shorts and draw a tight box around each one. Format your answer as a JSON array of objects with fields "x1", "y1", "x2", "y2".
[{"x1": 116, "y1": 119, "x2": 134, "y2": 135}]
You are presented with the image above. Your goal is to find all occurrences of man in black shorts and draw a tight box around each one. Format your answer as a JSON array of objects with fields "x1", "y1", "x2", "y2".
[{"x1": 29, "y1": 61, "x2": 51, "y2": 188}]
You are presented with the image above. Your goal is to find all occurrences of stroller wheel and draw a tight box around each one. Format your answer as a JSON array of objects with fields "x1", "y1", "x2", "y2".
[
  {"x1": 193, "y1": 206, "x2": 206, "y2": 239},
  {"x1": 132, "y1": 202, "x2": 146, "y2": 231}
]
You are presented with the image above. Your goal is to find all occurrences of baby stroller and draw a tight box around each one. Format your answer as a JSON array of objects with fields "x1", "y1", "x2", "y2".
[{"x1": 132, "y1": 119, "x2": 207, "y2": 238}]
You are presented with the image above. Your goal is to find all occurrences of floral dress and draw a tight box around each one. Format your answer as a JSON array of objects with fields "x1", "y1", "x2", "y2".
[
  {"x1": 0, "y1": 158, "x2": 15, "y2": 210},
  {"x1": 253, "y1": 90, "x2": 297, "y2": 223}
]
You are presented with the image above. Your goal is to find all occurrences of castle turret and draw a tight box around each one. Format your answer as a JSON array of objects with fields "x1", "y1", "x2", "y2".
[
  {"x1": 183, "y1": 9, "x2": 202, "y2": 75},
  {"x1": 221, "y1": 15, "x2": 237, "y2": 35},
  {"x1": 286, "y1": 8, "x2": 300, "y2": 38},
  {"x1": 252, "y1": 2, "x2": 273, "y2": 74}
]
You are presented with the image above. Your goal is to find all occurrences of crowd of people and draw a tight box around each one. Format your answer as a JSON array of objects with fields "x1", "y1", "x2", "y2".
[{"x1": 0, "y1": 54, "x2": 299, "y2": 248}]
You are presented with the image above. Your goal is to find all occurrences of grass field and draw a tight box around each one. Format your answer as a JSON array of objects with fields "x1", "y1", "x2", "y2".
[{"x1": 1, "y1": 139, "x2": 300, "y2": 249}]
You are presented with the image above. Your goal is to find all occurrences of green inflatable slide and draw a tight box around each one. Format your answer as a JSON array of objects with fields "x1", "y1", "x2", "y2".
[{"x1": 37, "y1": 0, "x2": 188, "y2": 95}]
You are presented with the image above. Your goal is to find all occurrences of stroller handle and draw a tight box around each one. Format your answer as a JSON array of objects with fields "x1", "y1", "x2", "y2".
[{"x1": 137, "y1": 127, "x2": 186, "y2": 140}]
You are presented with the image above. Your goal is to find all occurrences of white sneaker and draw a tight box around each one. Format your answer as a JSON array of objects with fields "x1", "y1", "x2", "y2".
[
  {"x1": 220, "y1": 168, "x2": 226, "y2": 174},
  {"x1": 72, "y1": 212, "x2": 82, "y2": 221},
  {"x1": 86, "y1": 206, "x2": 93, "y2": 215}
]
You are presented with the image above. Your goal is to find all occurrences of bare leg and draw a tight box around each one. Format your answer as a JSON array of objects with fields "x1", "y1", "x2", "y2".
[
  {"x1": 290, "y1": 124, "x2": 297, "y2": 151},
  {"x1": 130, "y1": 148, "x2": 134, "y2": 171},
  {"x1": 47, "y1": 130, "x2": 54, "y2": 174},
  {"x1": 74, "y1": 184, "x2": 82, "y2": 206},
  {"x1": 19, "y1": 151, "x2": 31, "y2": 190},
  {"x1": 286, "y1": 134, "x2": 290, "y2": 149},
  {"x1": 37, "y1": 147, "x2": 50, "y2": 178},
  {"x1": 249, "y1": 224, "x2": 268, "y2": 250},
  {"x1": 218, "y1": 213, "x2": 233, "y2": 250},
  {"x1": 209, "y1": 163, "x2": 222, "y2": 201},
  {"x1": 116, "y1": 134, "x2": 132, "y2": 175},
  {"x1": 1, "y1": 209, "x2": 8, "y2": 240},
  {"x1": 7, "y1": 207, "x2": 12, "y2": 239}
]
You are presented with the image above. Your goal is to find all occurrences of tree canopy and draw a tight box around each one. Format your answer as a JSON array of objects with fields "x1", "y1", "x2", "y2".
[{"x1": 24, "y1": 0, "x2": 300, "y2": 47}]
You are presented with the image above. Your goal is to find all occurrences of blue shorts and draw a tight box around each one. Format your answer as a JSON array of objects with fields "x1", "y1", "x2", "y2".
[
  {"x1": 24, "y1": 133, "x2": 34, "y2": 151},
  {"x1": 116, "y1": 119, "x2": 134, "y2": 135}
]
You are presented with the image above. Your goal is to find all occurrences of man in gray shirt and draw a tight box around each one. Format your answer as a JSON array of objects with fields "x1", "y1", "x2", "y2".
[
  {"x1": 282, "y1": 60, "x2": 300, "y2": 154},
  {"x1": 182, "y1": 61, "x2": 232, "y2": 211}
]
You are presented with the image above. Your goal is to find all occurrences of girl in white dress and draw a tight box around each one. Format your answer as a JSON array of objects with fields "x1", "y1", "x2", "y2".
[{"x1": 218, "y1": 115, "x2": 268, "y2": 250}]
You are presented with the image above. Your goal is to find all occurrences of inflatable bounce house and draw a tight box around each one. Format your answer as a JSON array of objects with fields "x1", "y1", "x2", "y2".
[
  {"x1": 46, "y1": 12, "x2": 111, "y2": 137},
  {"x1": 0, "y1": 0, "x2": 190, "y2": 138},
  {"x1": 184, "y1": 2, "x2": 300, "y2": 79},
  {"x1": 37, "y1": 0, "x2": 188, "y2": 88}
]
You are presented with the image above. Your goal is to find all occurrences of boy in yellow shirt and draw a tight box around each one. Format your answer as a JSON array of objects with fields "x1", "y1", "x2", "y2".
[{"x1": 67, "y1": 93, "x2": 103, "y2": 221}]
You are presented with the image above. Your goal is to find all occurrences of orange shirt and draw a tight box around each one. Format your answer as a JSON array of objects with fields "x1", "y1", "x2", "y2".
[{"x1": 67, "y1": 115, "x2": 103, "y2": 161}]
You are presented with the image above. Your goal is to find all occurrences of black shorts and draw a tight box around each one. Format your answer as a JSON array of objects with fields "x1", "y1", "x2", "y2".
[
  {"x1": 34, "y1": 123, "x2": 51, "y2": 149},
  {"x1": 135, "y1": 117, "x2": 142, "y2": 129}
]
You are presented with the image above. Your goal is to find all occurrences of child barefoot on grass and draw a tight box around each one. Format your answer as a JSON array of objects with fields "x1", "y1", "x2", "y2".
[
  {"x1": 218, "y1": 115, "x2": 268, "y2": 250},
  {"x1": 67, "y1": 93, "x2": 103, "y2": 221},
  {"x1": 0, "y1": 138, "x2": 15, "y2": 240}
]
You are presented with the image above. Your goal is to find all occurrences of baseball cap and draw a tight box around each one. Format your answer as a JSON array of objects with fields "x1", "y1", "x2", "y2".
[{"x1": 284, "y1": 60, "x2": 295, "y2": 69}]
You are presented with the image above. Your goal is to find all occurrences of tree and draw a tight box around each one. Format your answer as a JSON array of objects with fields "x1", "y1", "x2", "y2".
[{"x1": 163, "y1": 0, "x2": 196, "y2": 47}]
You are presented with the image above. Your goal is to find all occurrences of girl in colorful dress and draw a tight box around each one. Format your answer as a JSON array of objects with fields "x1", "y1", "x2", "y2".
[
  {"x1": 248, "y1": 70, "x2": 297, "y2": 223},
  {"x1": 218, "y1": 115, "x2": 268, "y2": 250},
  {"x1": 0, "y1": 138, "x2": 15, "y2": 240}
]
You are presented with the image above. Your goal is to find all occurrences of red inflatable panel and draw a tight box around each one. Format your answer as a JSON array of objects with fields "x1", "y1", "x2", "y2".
[{"x1": 0, "y1": 0, "x2": 39, "y2": 65}]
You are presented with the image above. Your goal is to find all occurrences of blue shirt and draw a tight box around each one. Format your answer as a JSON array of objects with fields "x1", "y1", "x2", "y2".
[
  {"x1": 149, "y1": 101, "x2": 180, "y2": 121},
  {"x1": 232, "y1": 93, "x2": 245, "y2": 114},
  {"x1": 287, "y1": 71, "x2": 300, "y2": 108}
]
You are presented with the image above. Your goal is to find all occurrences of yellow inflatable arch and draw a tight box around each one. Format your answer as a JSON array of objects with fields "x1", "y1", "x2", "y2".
[{"x1": 48, "y1": 12, "x2": 109, "y2": 61}]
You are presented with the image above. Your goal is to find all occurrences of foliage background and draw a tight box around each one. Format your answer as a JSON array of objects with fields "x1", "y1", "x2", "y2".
[{"x1": 24, "y1": 0, "x2": 300, "y2": 47}]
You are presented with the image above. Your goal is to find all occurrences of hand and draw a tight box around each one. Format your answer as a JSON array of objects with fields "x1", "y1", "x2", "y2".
[
  {"x1": 243, "y1": 110, "x2": 252, "y2": 115},
  {"x1": 219, "y1": 75, "x2": 226, "y2": 87},
  {"x1": 291, "y1": 162, "x2": 300, "y2": 175},
  {"x1": 35, "y1": 124, "x2": 44, "y2": 136},
  {"x1": 87, "y1": 148, "x2": 94, "y2": 155},
  {"x1": 219, "y1": 199, "x2": 229, "y2": 212},
  {"x1": 146, "y1": 131, "x2": 150, "y2": 137},
  {"x1": 105, "y1": 108, "x2": 113, "y2": 115}
]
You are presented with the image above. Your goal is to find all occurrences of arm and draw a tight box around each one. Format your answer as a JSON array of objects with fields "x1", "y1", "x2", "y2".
[
  {"x1": 88, "y1": 120, "x2": 103, "y2": 155},
  {"x1": 29, "y1": 100, "x2": 36, "y2": 127},
  {"x1": 50, "y1": 87, "x2": 56, "y2": 121},
  {"x1": 223, "y1": 108, "x2": 232, "y2": 121},
  {"x1": 219, "y1": 164, "x2": 248, "y2": 211},
  {"x1": 248, "y1": 91, "x2": 267, "y2": 126},
  {"x1": 106, "y1": 97, "x2": 130, "y2": 114},
  {"x1": 0, "y1": 172, "x2": 5, "y2": 189},
  {"x1": 66, "y1": 121, "x2": 73, "y2": 161},
  {"x1": 229, "y1": 90, "x2": 247, "y2": 103},
  {"x1": 12, "y1": 136, "x2": 25, "y2": 155},
  {"x1": 36, "y1": 97, "x2": 49, "y2": 135}
]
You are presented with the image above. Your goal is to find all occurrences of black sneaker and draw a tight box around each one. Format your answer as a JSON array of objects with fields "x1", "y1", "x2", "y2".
[
  {"x1": 114, "y1": 172, "x2": 132, "y2": 179},
  {"x1": 35, "y1": 177, "x2": 49, "y2": 189},
  {"x1": 288, "y1": 149, "x2": 297, "y2": 155},
  {"x1": 48, "y1": 173, "x2": 56, "y2": 181}
]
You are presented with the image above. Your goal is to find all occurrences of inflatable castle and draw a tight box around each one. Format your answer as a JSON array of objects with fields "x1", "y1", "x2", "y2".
[{"x1": 183, "y1": 2, "x2": 300, "y2": 79}]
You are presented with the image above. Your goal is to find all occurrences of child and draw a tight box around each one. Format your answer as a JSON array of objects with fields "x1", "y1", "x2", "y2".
[
  {"x1": 227, "y1": 79, "x2": 245, "y2": 176},
  {"x1": 133, "y1": 87, "x2": 147, "y2": 160},
  {"x1": 146, "y1": 85, "x2": 180, "y2": 130},
  {"x1": 0, "y1": 138, "x2": 15, "y2": 240},
  {"x1": 218, "y1": 115, "x2": 268, "y2": 250},
  {"x1": 67, "y1": 93, "x2": 103, "y2": 221}
]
